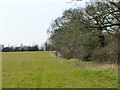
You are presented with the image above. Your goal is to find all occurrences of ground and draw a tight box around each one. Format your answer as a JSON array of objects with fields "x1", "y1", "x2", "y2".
[{"x1": 2, "y1": 51, "x2": 118, "y2": 88}]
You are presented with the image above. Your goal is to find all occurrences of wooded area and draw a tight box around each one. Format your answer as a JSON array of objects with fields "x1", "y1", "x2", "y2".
[{"x1": 47, "y1": 1, "x2": 120, "y2": 64}]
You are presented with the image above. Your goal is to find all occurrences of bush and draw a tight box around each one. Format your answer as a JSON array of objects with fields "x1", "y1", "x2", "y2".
[{"x1": 91, "y1": 40, "x2": 118, "y2": 64}]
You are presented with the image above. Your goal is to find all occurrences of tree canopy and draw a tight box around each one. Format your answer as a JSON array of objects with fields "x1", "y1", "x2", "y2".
[{"x1": 47, "y1": 1, "x2": 119, "y2": 64}]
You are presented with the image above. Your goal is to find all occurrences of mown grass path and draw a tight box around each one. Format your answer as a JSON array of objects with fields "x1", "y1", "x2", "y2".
[{"x1": 2, "y1": 51, "x2": 118, "y2": 88}]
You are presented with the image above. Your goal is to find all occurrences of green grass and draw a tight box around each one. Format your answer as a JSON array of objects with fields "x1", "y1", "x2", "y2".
[{"x1": 2, "y1": 51, "x2": 118, "y2": 88}]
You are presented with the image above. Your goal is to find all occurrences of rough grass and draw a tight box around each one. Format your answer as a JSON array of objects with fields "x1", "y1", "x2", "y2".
[{"x1": 2, "y1": 51, "x2": 118, "y2": 88}]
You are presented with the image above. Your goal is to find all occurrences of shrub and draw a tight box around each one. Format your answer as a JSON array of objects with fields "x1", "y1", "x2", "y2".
[{"x1": 91, "y1": 39, "x2": 118, "y2": 64}]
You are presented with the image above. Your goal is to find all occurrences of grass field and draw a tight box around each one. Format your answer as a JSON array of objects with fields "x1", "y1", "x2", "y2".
[{"x1": 2, "y1": 51, "x2": 118, "y2": 88}]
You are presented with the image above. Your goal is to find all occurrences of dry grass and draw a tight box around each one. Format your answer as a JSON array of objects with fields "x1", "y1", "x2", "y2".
[
  {"x1": 83, "y1": 63, "x2": 118, "y2": 70},
  {"x1": 51, "y1": 51, "x2": 118, "y2": 70}
]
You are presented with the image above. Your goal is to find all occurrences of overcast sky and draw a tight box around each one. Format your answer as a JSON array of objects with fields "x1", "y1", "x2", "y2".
[{"x1": 0, "y1": 0, "x2": 87, "y2": 47}]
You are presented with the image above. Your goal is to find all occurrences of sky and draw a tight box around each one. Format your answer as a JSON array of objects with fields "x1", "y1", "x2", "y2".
[{"x1": 0, "y1": 0, "x2": 87, "y2": 47}]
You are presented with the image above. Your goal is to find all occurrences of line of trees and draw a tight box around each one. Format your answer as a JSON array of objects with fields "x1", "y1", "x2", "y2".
[
  {"x1": 47, "y1": 1, "x2": 120, "y2": 64},
  {"x1": 2, "y1": 44, "x2": 44, "y2": 52},
  {"x1": 2, "y1": 43, "x2": 55, "y2": 52}
]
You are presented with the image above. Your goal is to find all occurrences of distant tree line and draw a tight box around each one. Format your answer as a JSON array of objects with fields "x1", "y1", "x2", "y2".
[
  {"x1": 2, "y1": 44, "x2": 44, "y2": 52},
  {"x1": 2, "y1": 43, "x2": 56, "y2": 52},
  {"x1": 47, "y1": 1, "x2": 120, "y2": 64}
]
